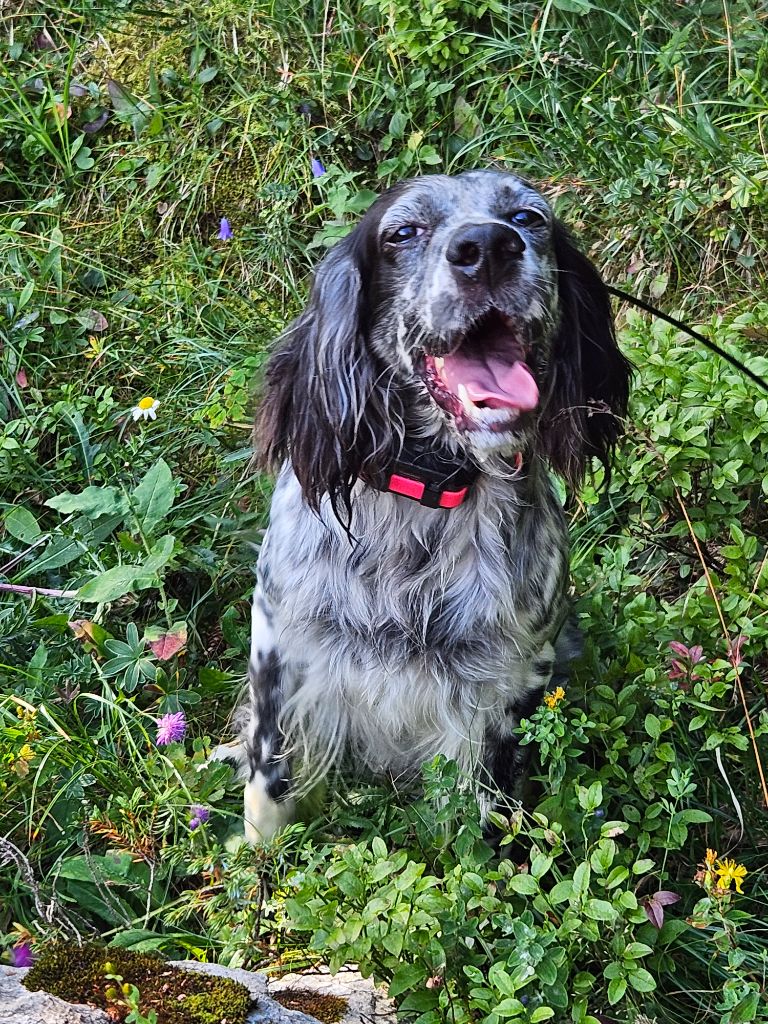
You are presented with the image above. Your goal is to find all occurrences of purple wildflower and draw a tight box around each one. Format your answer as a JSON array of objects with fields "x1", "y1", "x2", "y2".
[
  {"x1": 310, "y1": 157, "x2": 326, "y2": 178},
  {"x1": 10, "y1": 942, "x2": 34, "y2": 968},
  {"x1": 189, "y1": 805, "x2": 211, "y2": 830},
  {"x1": 156, "y1": 711, "x2": 187, "y2": 745},
  {"x1": 217, "y1": 217, "x2": 233, "y2": 241}
]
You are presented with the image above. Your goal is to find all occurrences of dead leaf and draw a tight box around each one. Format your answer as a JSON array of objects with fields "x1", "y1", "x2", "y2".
[
  {"x1": 149, "y1": 626, "x2": 187, "y2": 660},
  {"x1": 69, "y1": 619, "x2": 98, "y2": 642},
  {"x1": 52, "y1": 102, "x2": 72, "y2": 125},
  {"x1": 82, "y1": 309, "x2": 108, "y2": 333},
  {"x1": 67, "y1": 619, "x2": 108, "y2": 654}
]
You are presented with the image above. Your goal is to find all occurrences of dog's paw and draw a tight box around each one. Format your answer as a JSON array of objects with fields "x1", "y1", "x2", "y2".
[{"x1": 244, "y1": 773, "x2": 294, "y2": 844}]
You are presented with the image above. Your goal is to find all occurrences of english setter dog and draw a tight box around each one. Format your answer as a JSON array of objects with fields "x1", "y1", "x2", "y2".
[{"x1": 230, "y1": 169, "x2": 631, "y2": 842}]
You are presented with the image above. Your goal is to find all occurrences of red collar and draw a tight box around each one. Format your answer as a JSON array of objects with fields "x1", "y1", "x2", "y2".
[
  {"x1": 371, "y1": 444, "x2": 523, "y2": 510},
  {"x1": 386, "y1": 469, "x2": 472, "y2": 508}
]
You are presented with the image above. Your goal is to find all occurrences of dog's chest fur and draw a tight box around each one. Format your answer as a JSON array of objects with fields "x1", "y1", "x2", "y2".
[{"x1": 257, "y1": 463, "x2": 569, "y2": 776}]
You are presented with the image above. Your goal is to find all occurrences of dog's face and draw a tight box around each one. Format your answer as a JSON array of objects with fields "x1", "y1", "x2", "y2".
[
  {"x1": 364, "y1": 171, "x2": 560, "y2": 456},
  {"x1": 258, "y1": 169, "x2": 631, "y2": 520}
]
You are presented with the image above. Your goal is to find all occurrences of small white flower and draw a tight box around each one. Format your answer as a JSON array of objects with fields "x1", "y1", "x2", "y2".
[{"x1": 132, "y1": 396, "x2": 159, "y2": 421}]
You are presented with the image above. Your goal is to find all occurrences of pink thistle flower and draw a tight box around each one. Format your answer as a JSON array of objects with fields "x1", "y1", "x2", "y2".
[
  {"x1": 189, "y1": 805, "x2": 211, "y2": 830},
  {"x1": 156, "y1": 711, "x2": 187, "y2": 745},
  {"x1": 10, "y1": 942, "x2": 34, "y2": 968}
]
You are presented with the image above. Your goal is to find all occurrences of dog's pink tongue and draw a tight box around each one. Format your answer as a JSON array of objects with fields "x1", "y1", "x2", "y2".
[{"x1": 441, "y1": 354, "x2": 539, "y2": 411}]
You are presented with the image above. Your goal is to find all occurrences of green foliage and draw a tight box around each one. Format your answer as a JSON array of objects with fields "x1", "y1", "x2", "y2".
[
  {"x1": 277, "y1": 756, "x2": 765, "y2": 1024},
  {"x1": 1, "y1": 1, "x2": 767, "y2": 1023}
]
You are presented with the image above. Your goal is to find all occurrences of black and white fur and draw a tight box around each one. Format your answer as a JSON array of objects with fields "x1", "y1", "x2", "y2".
[{"x1": 226, "y1": 170, "x2": 631, "y2": 842}]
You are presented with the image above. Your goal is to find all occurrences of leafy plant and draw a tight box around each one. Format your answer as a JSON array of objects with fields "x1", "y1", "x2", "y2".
[{"x1": 1, "y1": 2, "x2": 766, "y2": 1023}]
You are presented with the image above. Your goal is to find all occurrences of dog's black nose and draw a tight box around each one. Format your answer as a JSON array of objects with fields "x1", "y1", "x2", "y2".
[{"x1": 446, "y1": 222, "x2": 525, "y2": 287}]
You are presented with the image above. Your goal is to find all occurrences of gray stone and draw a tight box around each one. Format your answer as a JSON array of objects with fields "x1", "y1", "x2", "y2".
[
  {"x1": 0, "y1": 959, "x2": 395, "y2": 1024},
  {"x1": 269, "y1": 965, "x2": 397, "y2": 1024},
  {"x1": 173, "y1": 959, "x2": 269, "y2": 1000},
  {"x1": 174, "y1": 960, "x2": 396, "y2": 1024},
  {"x1": 175, "y1": 959, "x2": 313, "y2": 1024},
  {"x1": 0, "y1": 966, "x2": 110, "y2": 1024}
]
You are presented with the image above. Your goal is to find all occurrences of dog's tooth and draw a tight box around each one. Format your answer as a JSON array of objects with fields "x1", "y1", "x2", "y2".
[
  {"x1": 434, "y1": 356, "x2": 444, "y2": 372},
  {"x1": 457, "y1": 383, "x2": 475, "y2": 413}
]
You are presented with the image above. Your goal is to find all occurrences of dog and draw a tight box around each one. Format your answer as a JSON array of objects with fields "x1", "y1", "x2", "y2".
[{"x1": 229, "y1": 169, "x2": 631, "y2": 843}]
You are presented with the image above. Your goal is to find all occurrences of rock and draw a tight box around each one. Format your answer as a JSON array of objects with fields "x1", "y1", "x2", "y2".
[
  {"x1": 0, "y1": 960, "x2": 395, "y2": 1024},
  {"x1": 0, "y1": 966, "x2": 111, "y2": 1024},
  {"x1": 174, "y1": 961, "x2": 396, "y2": 1024},
  {"x1": 269, "y1": 965, "x2": 397, "y2": 1024}
]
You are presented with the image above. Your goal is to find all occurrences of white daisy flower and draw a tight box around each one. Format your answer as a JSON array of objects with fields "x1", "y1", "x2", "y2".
[{"x1": 132, "y1": 396, "x2": 160, "y2": 421}]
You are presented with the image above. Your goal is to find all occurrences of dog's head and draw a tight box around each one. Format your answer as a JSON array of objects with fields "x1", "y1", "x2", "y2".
[{"x1": 258, "y1": 169, "x2": 631, "y2": 518}]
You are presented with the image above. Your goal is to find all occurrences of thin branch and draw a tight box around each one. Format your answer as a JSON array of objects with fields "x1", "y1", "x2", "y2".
[
  {"x1": 675, "y1": 490, "x2": 768, "y2": 810},
  {"x1": 0, "y1": 582, "x2": 78, "y2": 599}
]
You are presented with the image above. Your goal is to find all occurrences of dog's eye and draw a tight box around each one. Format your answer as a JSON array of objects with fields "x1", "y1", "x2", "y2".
[
  {"x1": 385, "y1": 225, "x2": 424, "y2": 244},
  {"x1": 508, "y1": 210, "x2": 545, "y2": 228}
]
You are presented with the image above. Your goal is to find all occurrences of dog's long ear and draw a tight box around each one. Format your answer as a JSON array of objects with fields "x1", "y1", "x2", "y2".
[
  {"x1": 256, "y1": 227, "x2": 399, "y2": 524},
  {"x1": 538, "y1": 221, "x2": 632, "y2": 488}
]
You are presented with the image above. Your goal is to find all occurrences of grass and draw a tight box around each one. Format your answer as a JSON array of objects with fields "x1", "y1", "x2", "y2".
[{"x1": 1, "y1": 1, "x2": 767, "y2": 1022}]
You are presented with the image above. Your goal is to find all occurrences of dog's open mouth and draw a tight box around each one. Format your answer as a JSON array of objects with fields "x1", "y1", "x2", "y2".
[{"x1": 419, "y1": 310, "x2": 539, "y2": 433}]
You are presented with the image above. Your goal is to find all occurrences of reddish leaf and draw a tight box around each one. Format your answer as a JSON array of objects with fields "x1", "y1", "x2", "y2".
[
  {"x1": 655, "y1": 890, "x2": 681, "y2": 906},
  {"x1": 83, "y1": 109, "x2": 111, "y2": 134},
  {"x1": 642, "y1": 890, "x2": 680, "y2": 929},
  {"x1": 643, "y1": 898, "x2": 664, "y2": 929},
  {"x1": 34, "y1": 29, "x2": 56, "y2": 50},
  {"x1": 668, "y1": 640, "x2": 690, "y2": 658},
  {"x1": 83, "y1": 309, "x2": 108, "y2": 333},
  {"x1": 149, "y1": 628, "x2": 187, "y2": 660},
  {"x1": 16, "y1": 368, "x2": 28, "y2": 388}
]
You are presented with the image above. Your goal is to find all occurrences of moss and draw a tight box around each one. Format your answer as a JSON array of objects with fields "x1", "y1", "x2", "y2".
[
  {"x1": 272, "y1": 989, "x2": 349, "y2": 1024},
  {"x1": 96, "y1": 20, "x2": 191, "y2": 95},
  {"x1": 24, "y1": 942, "x2": 252, "y2": 1024},
  {"x1": 206, "y1": 151, "x2": 268, "y2": 232}
]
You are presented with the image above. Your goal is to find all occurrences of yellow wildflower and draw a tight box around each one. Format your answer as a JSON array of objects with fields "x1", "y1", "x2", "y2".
[
  {"x1": 18, "y1": 745, "x2": 35, "y2": 761},
  {"x1": 543, "y1": 686, "x2": 566, "y2": 710},
  {"x1": 704, "y1": 848, "x2": 717, "y2": 867},
  {"x1": 715, "y1": 858, "x2": 747, "y2": 894},
  {"x1": 84, "y1": 335, "x2": 105, "y2": 361}
]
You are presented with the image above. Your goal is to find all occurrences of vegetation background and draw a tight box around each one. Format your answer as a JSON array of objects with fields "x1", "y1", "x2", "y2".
[{"x1": 1, "y1": 1, "x2": 767, "y2": 1023}]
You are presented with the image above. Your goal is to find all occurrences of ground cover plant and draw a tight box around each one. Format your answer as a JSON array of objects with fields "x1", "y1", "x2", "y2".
[{"x1": 1, "y1": 1, "x2": 767, "y2": 1022}]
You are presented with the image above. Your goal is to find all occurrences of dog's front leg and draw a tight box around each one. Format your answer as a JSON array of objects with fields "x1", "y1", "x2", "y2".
[
  {"x1": 479, "y1": 641, "x2": 559, "y2": 817},
  {"x1": 242, "y1": 583, "x2": 294, "y2": 843}
]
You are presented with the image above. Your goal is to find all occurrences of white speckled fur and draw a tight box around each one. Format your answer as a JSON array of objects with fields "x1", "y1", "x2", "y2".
[{"x1": 232, "y1": 170, "x2": 629, "y2": 840}]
